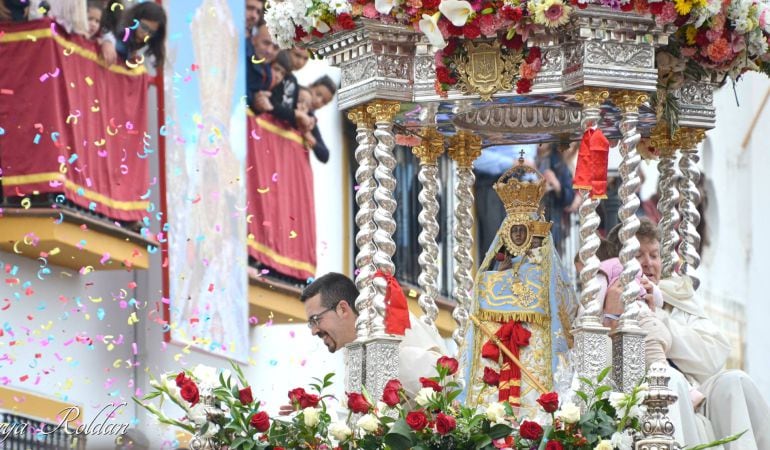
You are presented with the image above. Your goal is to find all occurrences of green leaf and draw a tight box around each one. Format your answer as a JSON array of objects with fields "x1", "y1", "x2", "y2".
[
  {"x1": 488, "y1": 423, "x2": 513, "y2": 440},
  {"x1": 594, "y1": 385, "x2": 612, "y2": 399},
  {"x1": 578, "y1": 377, "x2": 594, "y2": 388},
  {"x1": 506, "y1": 27, "x2": 516, "y2": 40},
  {"x1": 383, "y1": 419, "x2": 415, "y2": 450},
  {"x1": 481, "y1": 7, "x2": 494, "y2": 13},
  {"x1": 684, "y1": 430, "x2": 747, "y2": 450},
  {"x1": 597, "y1": 366, "x2": 612, "y2": 384},
  {"x1": 230, "y1": 437, "x2": 249, "y2": 449},
  {"x1": 473, "y1": 434, "x2": 492, "y2": 449},
  {"x1": 575, "y1": 390, "x2": 589, "y2": 403}
]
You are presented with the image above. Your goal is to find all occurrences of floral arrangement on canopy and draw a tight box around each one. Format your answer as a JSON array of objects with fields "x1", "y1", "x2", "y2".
[
  {"x1": 136, "y1": 358, "x2": 661, "y2": 450},
  {"x1": 264, "y1": 0, "x2": 770, "y2": 98}
]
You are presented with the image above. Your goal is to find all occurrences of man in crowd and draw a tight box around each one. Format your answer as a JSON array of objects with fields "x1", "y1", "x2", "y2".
[
  {"x1": 604, "y1": 219, "x2": 770, "y2": 449},
  {"x1": 299, "y1": 272, "x2": 448, "y2": 397}
]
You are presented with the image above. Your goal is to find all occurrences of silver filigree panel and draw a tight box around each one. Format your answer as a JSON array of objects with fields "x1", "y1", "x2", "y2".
[{"x1": 585, "y1": 42, "x2": 654, "y2": 69}]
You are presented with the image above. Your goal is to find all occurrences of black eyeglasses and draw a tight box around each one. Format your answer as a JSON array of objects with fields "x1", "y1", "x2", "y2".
[{"x1": 307, "y1": 306, "x2": 336, "y2": 329}]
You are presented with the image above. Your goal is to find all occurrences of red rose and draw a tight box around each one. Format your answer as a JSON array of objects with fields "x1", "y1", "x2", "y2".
[
  {"x1": 443, "y1": 38, "x2": 458, "y2": 55},
  {"x1": 516, "y1": 78, "x2": 533, "y2": 94},
  {"x1": 422, "y1": 0, "x2": 440, "y2": 8},
  {"x1": 406, "y1": 410, "x2": 428, "y2": 431},
  {"x1": 649, "y1": 1, "x2": 663, "y2": 14},
  {"x1": 445, "y1": 21, "x2": 464, "y2": 36},
  {"x1": 337, "y1": 13, "x2": 356, "y2": 30},
  {"x1": 537, "y1": 392, "x2": 559, "y2": 413},
  {"x1": 175, "y1": 372, "x2": 187, "y2": 387},
  {"x1": 435, "y1": 412, "x2": 456, "y2": 435},
  {"x1": 435, "y1": 67, "x2": 457, "y2": 85},
  {"x1": 571, "y1": 0, "x2": 588, "y2": 9},
  {"x1": 546, "y1": 440, "x2": 564, "y2": 450},
  {"x1": 381, "y1": 379, "x2": 403, "y2": 407},
  {"x1": 250, "y1": 411, "x2": 270, "y2": 432},
  {"x1": 463, "y1": 22, "x2": 481, "y2": 39},
  {"x1": 482, "y1": 367, "x2": 500, "y2": 386},
  {"x1": 525, "y1": 47, "x2": 542, "y2": 63},
  {"x1": 519, "y1": 420, "x2": 544, "y2": 440},
  {"x1": 180, "y1": 380, "x2": 200, "y2": 405},
  {"x1": 346, "y1": 392, "x2": 371, "y2": 414},
  {"x1": 437, "y1": 356, "x2": 459, "y2": 375},
  {"x1": 620, "y1": 1, "x2": 634, "y2": 10},
  {"x1": 299, "y1": 393, "x2": 321, "y2": 408},
  {"x1": 288, "y1": 387, "x2": 306, "y2": 405},
  {"x1": 419, "y1": 377, "x2": 444, "y2": 392},
  {"x1": 294, "y1": 26, "x2": 308, "y2": 40},
  {"x1": 239, "y1": 386, "x2": 254, "y2": 405}
]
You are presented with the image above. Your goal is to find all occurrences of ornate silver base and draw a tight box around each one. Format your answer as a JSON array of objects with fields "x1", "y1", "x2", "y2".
[
  {"x1": 636, "y1": 363, "x2": 680, "y2": 450},
  {"x1": 572, "y1": 318, "x2": 612, "y2": 389},
  {"x1": 363, "y1": 336, "x2": 401, "y2": 404},
  {"x1": 345, "y1": 340, "x2": 366, "y2": 394},
  {"x1": 610, "y1": 324, "x2": 646, "y2": 393}
]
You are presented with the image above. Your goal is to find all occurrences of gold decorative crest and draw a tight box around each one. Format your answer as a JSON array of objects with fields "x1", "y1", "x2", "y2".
[{"x1": 452, "y1": 41, "x2": 521, "y2": 102}]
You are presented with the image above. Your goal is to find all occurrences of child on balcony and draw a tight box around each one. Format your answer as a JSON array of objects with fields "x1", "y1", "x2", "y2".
[
  {"x1": 297, "y1": 86, "x2": 328, "y2": 163},
  {"x1": 99, "y1": 0, "x2": 166, "y2": 67},
  {"x1": 87, "y1": 1, "x2": 101, "y2": 40}
]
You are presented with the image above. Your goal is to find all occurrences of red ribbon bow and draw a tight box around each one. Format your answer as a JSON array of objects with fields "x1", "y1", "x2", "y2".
[
  {"x1": 374, "y1": 270, "x2": 411, "y2": 336},
  {"x1": 481, "y1": 320, "x2": 531, "y2": 405}
]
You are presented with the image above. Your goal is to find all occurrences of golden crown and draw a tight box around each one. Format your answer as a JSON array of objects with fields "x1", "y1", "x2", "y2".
[
  {"x1": 530, "y1": 220, "x2": 553, "y2": 238},
  {"x1": 493, "y1": 156, "x2": 547, "y2": 215}
]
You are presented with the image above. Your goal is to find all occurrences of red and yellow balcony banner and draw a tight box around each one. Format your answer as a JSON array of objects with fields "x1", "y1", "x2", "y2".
[
  {"x1": 247, "y1": 113, "x2": 316, "y2": 280},
  {"x1": 0, "y1": 19, "x2": 149, "y2": 221}
]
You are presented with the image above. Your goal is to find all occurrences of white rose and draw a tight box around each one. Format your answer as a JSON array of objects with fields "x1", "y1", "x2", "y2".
[
  {"x1": 187, "y1": 403, "x2": 208, "y2": 426},
  {"x1": 356, "y1": 413, "x2": 380, "y2": 433},
  {"x1": 329, "y1": 421, "x2": 352, "y2": 441},
  {"x1": 595, "y1": 440, "x2": 613, "y2": 450},
  {"x1": 161, "y1": 376, "x2": 182, "y2": 401},
  {"x1": 555, "y1": 402, "x2": 581, "y2": 424},
  {"x1": 414, "y1": 387, "x2": 436, "y2": 407},
  {"x1": 303, "y1": 406, "x2": 320, "y2": 427},
  {"x1": 609, "y1": 392, "x2": 626, "y2": 411},
  {"x1": 203, "y1": 423, "x2": 219, "y2": 438},
  {"x1": 192, "y1": 364, "x2": 219, "y2": 389},
  {"x1": 485, "y1": 402, "x2": 506, "y2": 422},
  {"x1": 611, "y1": 431, "x2": 634, "y2": 450}
]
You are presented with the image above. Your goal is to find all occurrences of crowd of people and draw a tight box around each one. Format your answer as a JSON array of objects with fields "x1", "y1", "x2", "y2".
[{"x1": 245, "y1": 0, "x2": 335, "y2": 162}]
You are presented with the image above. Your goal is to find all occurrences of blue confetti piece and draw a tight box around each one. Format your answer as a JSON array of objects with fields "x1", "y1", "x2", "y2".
[
  {"x1": 33, "y1": 133, "x2": 41, "y2": 144},
  {"x1": 0, "y1": 127, "x2": 5, "y2": 135},
  {"x1": 88, "y1": 202, "x2": 97, "y2": 211},
  {"x1": 76, "y1": 187, "x2": 85, "y2": 196},
  {"x1": 269, "y1": 359, "x2": 278, "y2": 366},
  {"x1": 68, "y1": 154, "x2": 78, "y2": 164},
  {"x1": 97, "y1": 308, "x2": 105, "y2": 321}
]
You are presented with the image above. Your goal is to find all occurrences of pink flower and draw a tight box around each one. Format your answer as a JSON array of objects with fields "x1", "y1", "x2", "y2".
[
  {"x1": 479, "y1": 14, "x2": 498, "y2": 36},
  {"x1": 363, "y1": 3, "x2": 379, "y2": 18},
  {"x1": 706, "y1": 37, "x2": 732, "y2": 62},
  {"x1": 520, "y1": 62, "x2": 537, "y2": 79},
  {"x1": 681, "y1": 46, "x2": 697, "y2": 57},
  {"x1": 656, "y1": 2, "x2": 677, "y2": 24},
  {"x1": 438, "y1": 18, "x2": 451, "y2": 37},
  {"x1": 529, "y1": 57, "x2": 542, "y2": 71}
]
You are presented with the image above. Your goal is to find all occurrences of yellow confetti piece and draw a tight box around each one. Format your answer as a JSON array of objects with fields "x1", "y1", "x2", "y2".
[
  {"x1": 113, "y1": 359, "x2": 122, "y2": 368},
  {"x1": 251, "y1": 55, "x2": 265, "y2": 64},
  {"x1": 12, "y1": 241, "x2": 22, "y2": 254},
  {"x1": 85, "y1": 76, "x2": 93, "y2": 86},
  {"x1": 89, "y1": 296, "x2": 103, "y2": 303},
  {"x1": 173, "y1": 353, "x2": 182, "y2": 362},
  {"x1": 289, "y1": 230, "x2": 297, "y2": 239},
  {"x1": 26, "y1": 34, "x2": 37, "y2": 42},
  {"x1": 106, "y1": 344, "x2": 114, "y2": 351},
  {"x1": 94, "y1": 138, "x2": 106, "y2": 146},
  {"x1": 41, "y1": 321, "x2": 53, "y2": 330},
  {"x1": 110, "y1": 2, "x2": 124, "y2": 11},
  {"x1": 182, "y1": 345, "x2": 191, "y2": 354},
  {"x1": 59, "y1": 162, "x2": 68, "y2": 173},
  {"x1": 21, "y1": 198, "x2": 31, "y2": 209},
  {"x1": 49, "y1": 247, "x2": 60, "y2": 255},
  {"x1": 63, "y1": 379, "x2": 73, "y2": 390},
  {"x1": 84, "y1": 313, "x2": 90, "y2": 320},
  {"x1": 63, "y1": 47, "x2": 74, "y2": 56},
  {"x1": 257, "y1": 187, "x2": 269, "y2": 194},
  {"x1": 127, "y1": 312, "x2": 139, "y2": 325}
]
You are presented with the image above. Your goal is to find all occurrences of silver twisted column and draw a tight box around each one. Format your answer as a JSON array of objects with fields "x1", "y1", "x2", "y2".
[
  {"x1": 348, "y1": 107, "x2": 377, "y2": 340},
  {"x1": 677, "y1": 129, "x2": 705, "y2": 290},
  {"x1": 572, "y1": 88, "x2": 612, "y2": 388},
  {"x1": 657, "y1": 153, "x2": 680, "y2": 279},
  {"x1": 413, "y1": 128, "x2": 445, "y2": 330},
  {"x1": 610, "y1": 91, "x2": 648, "y2": 393},
  {"x1": 636, "y1": 362, "x2": 679, "y2": 450},
  {"x1": 448, "y1": 131, "x2": 482, "y2": 352}
]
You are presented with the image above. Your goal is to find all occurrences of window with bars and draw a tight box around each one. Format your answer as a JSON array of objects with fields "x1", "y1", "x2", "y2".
[{"x1": 0, "y1": 411, "x2": 86, "y2": 450}]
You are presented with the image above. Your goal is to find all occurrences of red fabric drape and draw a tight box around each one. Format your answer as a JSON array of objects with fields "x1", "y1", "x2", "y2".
[
  {"x1": 246, "y1": 114, "x2": 316, "y2": 280},
  {"x1": 0, "y1": 19, "x2": 149, "y2": 221},
  {"x1": 589, "y1": 128, "x2": 610, "y2": 199},
  {"x1": 374, "y1": 270, "x2": 411, "y2": 336},
  {"x1": 482, "y1": 321, "x2": 531, "y2": 406},
  {"x1": 572, "y1": 129, "x2": 593, "y2": 191}
]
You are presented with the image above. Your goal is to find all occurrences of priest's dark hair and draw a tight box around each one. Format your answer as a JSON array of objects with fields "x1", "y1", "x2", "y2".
[{"x1": 300, "y1": 272, "x2": 360, "y2": 314}]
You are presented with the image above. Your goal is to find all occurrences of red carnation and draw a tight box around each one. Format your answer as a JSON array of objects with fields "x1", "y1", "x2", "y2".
[
  {"x1": 526, "y1": 46, "x2": 542, "y2": 63},
  {"x1": 419, "y1": 377, "x2": 444, "y2": 392},
  {"x1": 649, "y1": 1, "x2": 664, "y2": 14},
  {"x1": 443, "y1": 38, "x2": 459, "y2": 55},
  {"x1": 695, "y1": 30, "x2": 710, "y2": 47},
  {"x1": 250, "y1": 411, "x2": 270, "y2": 432},
  {"x1": 180, "y1": 380, "x2": 200, "y2": 405},
  {"x1": 444, "y1": 20, "x2": 464, "y2": 36},
  {"x1": 463, "y1": 22, "x2": 481, "y2": 39},
  {"x1": 546, "y1": 440, "x2": 564, "y2": 450},
  {"x1": 436, "y1": 412, "x2": 457, "y2": 435},
  {"x1": 501, "y1": 5, "x2": 523, "y2": 21},
  {"x1": 423, "y1": 0, "x2": 440, "y2": 8},
  {"x1": 294, "y1": 26, "x2": 308, "y2": 40},
  {"x1": 381, "y1": 379, "x2": 403, "y2": 407},
  {"x1": 346, "y1": 392, "x2": 371, "y2": 413},
  {"x1": 175, "y1": 372, "x2": 187, "y2": 387},
  {"x1": 536, "y1": 392, "x2": 559, "y2": 413},
  {"x1": 436, "y1": 67, "x2": 456, "y2": 85},
  {"x1": 516, "y1": 78, "x2": 533, "y2": 94},
  {"x1": 337, "y1": 13, "x2": 356, "y2": 30},
  {"x1": 239, "y1": 386, "x2": 254, "y2": 405},
  {"x1": 519, "y1": 420, "x2": 544, "y2": 440},
  {"x1": 406, "y1": 410, "x2": 429, "y2": 431},
  {"x1": 482, "y1": 367, "x2": 500, "y2": 386},
  {"x1": 501, "y1": 33, "x2": 524, "y2": 50},
  {"x1": 437, "y1": 356, "x2": 459, "y2": 375},
  {"x1": 620, "y1": 1, "x2": 634, "y2": 10}
]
